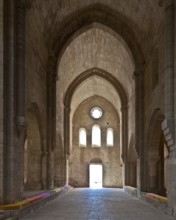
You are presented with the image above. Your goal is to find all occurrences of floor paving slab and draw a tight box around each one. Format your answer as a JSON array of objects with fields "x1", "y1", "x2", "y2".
[{"x1": 20, "y1": 188, "x2": 175, "y2": 220}]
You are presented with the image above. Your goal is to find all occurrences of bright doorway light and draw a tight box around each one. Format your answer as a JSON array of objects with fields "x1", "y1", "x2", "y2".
[{"x1": 89, "y1": 164, "x2": 103, "y2": 188}]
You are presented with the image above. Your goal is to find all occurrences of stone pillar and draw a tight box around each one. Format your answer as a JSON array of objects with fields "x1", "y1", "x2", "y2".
[
  {"x1": 175, "y1": 1, "x2": 176, "y2": 122},
  {"x1": 63, "y1": 106, "x2": 71, "y2": 185},
  {"x1": 16, "y1": 0, "x2": 26, "y2": 198},
  {"x1": 41, "y1": 139, "x2": 47, "y2": 189},
  {"x1": 16, "y1": 0, "x2": 26, "y2": 121},
  {"x1": 161, "y1": 0, "x2": 175, "y2": 148},
  {"x1": 3, "y1": 0, "x2": 18, "y2": 203},
  {"x1": 133, "y1": 69, "x2": 144, "y2": 193},
  {"x1": 160, "y1": 0, "x2": 176, "y2": 213},
  {"x1": 165, "y1": 0, "x2": 174, "y2": 120},
  {"x1": 0, "y1": 0, "x2": 3, "y2": 204},
  {"x1": 50, "y1": 74, "x2": 56, "y2": 188},
  {"x1": 125, "y1": 162, "x2": 137, "y2": 187},
  {"x1": 124, "y1": 162, "x2": 130, "y2": 186},
  {"x1": 162, "y1": 0, "x2": 175, "y2": 151},
  {"x1": 148, "y1": 157, "x2": 160, "y2": 193},
  {"x1": 47, "y1": 151, "x2": 54, "y2": 188},
  {"x1": 64, "y1": 107, "x2": 71, "y2": 155},
  {"x1": 130, "y1": 162, "x2": 137, "y2": 187},
  {"x1": 58, "y1": 156, "x2": 67, "y2": 186},
  {"x1": 121, "y1": 105, "x2": 128, "y2": 187},
  {"x1": 46, "y1": 73, "x2": 55, "y2": 189}
]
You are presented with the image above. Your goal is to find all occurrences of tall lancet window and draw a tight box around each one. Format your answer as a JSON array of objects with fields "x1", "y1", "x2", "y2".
[
  {"x1": 92, "y1": 124, "x2": 101, "y2": 147},
  {"x1": 107, "y1": 128, "x2": 114, "y2": 146},
  {"x1": 79, "y1": 128, "x2": 87, "y2": 147}
]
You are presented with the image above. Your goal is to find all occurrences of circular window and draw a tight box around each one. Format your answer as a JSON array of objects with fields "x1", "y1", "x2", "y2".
[{"x1": 90, "y1": 107, "x2": 103, "y2": 119}]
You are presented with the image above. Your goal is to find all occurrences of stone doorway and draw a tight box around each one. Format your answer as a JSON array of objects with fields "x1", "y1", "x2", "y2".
[{"x1": 89, "y1": 164, "x2": 103, "y2": 188}]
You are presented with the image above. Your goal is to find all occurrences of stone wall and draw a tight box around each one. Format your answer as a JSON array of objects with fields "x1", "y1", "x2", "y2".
[
  {"x1": 143, "y1": 26, "x2": 165, "y2": 191},
  {"x1": 69, "y1": 96, "x2": 122, "y2": 187},
  {"x1": 0, "y1": 0, "x2": 3, "y2": 203},
  {"x1": 26, "y1": 6, "x2": 48, "y2": 112},
  {"x1": 25, "y1": 5, "x2": 49, "y2": 190},
  {"x1": 144, "y1": 28, "x2": 165, "y2": 146}
]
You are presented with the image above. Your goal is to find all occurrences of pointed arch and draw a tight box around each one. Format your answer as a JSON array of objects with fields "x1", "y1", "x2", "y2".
[
  {"x1": 64, "y1": 68, "x2": 127, "y2": 108},
  {"x1": 54, "y1": 3, "x2": 145, "y2": 187},
  {"x1": 145, "y1": 108, "x2": 166, "y2": 195},
  {"x1": 51, "y1": 4, "x2": 144, "y2": 75},
  {"x1": 64, "y1": 67, "x2": 128, "y2": 162},
  {"x1": 146, "y1": 109, "x2": 165, "y2": 157}
]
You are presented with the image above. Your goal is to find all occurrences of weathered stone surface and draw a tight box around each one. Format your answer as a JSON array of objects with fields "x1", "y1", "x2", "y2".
[
  {"x1": 69, "y1": 96, "x2": 122, "y2": 187},
  {"x1": 1, "y1": 0, "x2": 176, "y2": 217},
  {"x1": 0, "y1": 0, "x2": 3, "y2": 204}
]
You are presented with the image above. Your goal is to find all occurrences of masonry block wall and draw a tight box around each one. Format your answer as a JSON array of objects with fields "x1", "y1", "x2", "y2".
[
  {"x1": 1, "y1": 1, "x2": 176, "y2": 214},
  {"x1": 144, "y1": 27, "x2": 165, "y2": 140},
  {"x1": 69, "y1": 96, "x2": 122, "y2": 187},
  {"x1": 25, "y1": 4, "x2": 48, "y2": 190}
]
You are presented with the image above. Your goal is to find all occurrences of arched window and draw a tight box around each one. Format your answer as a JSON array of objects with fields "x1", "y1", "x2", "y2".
[
  {"x1": 107, "y1": 128, "x2": 114, "y2": 146},
  {"x1": 79, "y1": 128, "x2": 87, "y2": 147},
  {"x1": 92, "y1": 124, "x2": 101, "y2": 147}
]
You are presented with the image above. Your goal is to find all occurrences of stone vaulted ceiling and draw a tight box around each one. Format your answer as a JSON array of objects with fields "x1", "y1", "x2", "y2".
[
  {"x1": 57, "y1": 27, "x2": 134, "y2": 116},
  {"x1": 25, "y1": 0, "x2": 165, "y2": 142}
]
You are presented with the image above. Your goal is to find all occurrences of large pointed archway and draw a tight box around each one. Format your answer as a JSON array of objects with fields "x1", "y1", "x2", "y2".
[
  {"x1": 55, "y1": 12, "x2": 144, "y2": 189},
  {"x1": 51, "y1": 4, "x2": 145, "y2": 193},
  {"x1": 64, "y1": 67, "x2": 127, "y2": 155},
  {"x1": 62, "y1": 67, "x2": 127, "y2": 186}
]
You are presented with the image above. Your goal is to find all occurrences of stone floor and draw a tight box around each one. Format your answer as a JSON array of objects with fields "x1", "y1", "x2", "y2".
[{"x1": 21, "y1": 188, "x2": 175, "y2": 220}]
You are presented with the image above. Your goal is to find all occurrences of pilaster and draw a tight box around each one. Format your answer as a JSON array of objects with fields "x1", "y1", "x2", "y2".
[
  {"x1": 0, "y1": 0, "x2": 3, "y2": 204},
  {"x1": 133, "y1": 69, "x2": 145, "y2": 192},
  {"x1": 47, "y1": 72, "x2": 56, "y2": 189},
  {"x1": 160, "y1": 0, "x2": 176, "y2": 214},
  {"x1": 121, "y1": 105, "x2": 128, "y2": 163},
  {"x1": 63, "y1": 106, "x2": 71, "y2": 186},
  {"x1": 16, "y1": 0, "x2": 27, "y2": 199},
  {"x1": 161, "y1": 0, "x2": 175, "y2": 152},
  {"x1": 121, "y1": 105, "x2": 128, "y2": 188},
  {"x1": 3, "y1": 0, "x2": 18, "y2": 203}
]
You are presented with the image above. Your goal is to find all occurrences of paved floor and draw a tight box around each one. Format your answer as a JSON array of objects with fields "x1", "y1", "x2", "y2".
[{"x1": 21, "y1": 188, "x2": 175, "y2": 220}]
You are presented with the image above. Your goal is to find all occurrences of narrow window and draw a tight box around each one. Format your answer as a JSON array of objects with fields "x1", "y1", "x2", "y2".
[
  {"x1": 107, "y1": 128, "x2": 114, "y2": 146},
  {"x1": 92, "y1": 124, "x2": 101, "y2": 147},
  {"x1": 79, "y1": 128, "x2": 87, "y2": 147}
]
